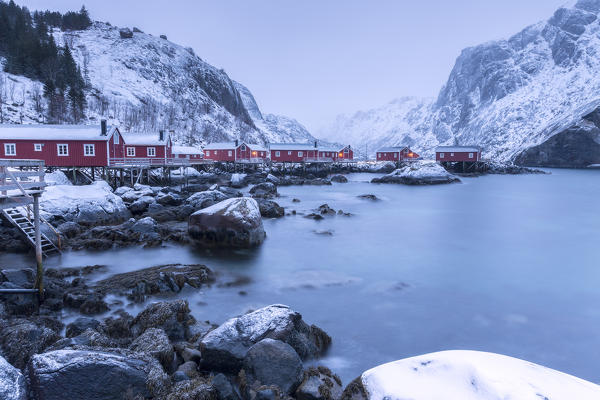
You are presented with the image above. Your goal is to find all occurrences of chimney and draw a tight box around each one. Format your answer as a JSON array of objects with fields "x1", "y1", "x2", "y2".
[
  {"x1": 159, "y1": 130, "x2": 164, "y2": 141},
  {"x1": 101, "y1": 119, "x2": 107, "y2": 136},
  {"x1": 235, "y1": 139, "x2": 239, "y2": 147},
  {"x1": 314, "y1": 140, "x2": 317, "y2": 148}
]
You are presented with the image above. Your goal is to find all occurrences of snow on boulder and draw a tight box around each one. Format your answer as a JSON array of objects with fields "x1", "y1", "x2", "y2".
[
  {"x1": 186, "y1": 190, "x2": 229, "y2": 209},
  {"x1": 44, "y1": 170, "x2": 72, "y2": 186},
  {"x1": 0, "y1": 355, "x2": 26, "y2": 400},
  {"x1": 371, "y1": 161, "x2": 460, "y2": 185},
  {"x1": 200, "y1": 304, "x2": 331, "y2": 373},
  {"x1": 230, "y1": 173, "x2": 247, "y2": 188},
  {"x1": 345, "y1": 350, "x2": 600, "y2": 400},
  {"x1": 188, "y1": 197, "x2": 266, "y2": 248},
  {"x1": 41, "y1": 181, "x2": 130, "y2": 226}
]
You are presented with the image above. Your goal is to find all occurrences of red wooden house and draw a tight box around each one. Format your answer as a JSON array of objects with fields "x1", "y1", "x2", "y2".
[
  {"x1": 120, "y1": 131, "x2": 173, "y2": 165},
  {"x1": 435, "y1": 146, "x2": 481, "y2": 162},
  {"x1": 0, "y1": 121, "x2": 124, "y2": 167},
  {"x1": 172, "y1": 145, "x2": 204, "y2": 162},
  {"x1": 376, "y1": 146, "x2": 420, "y2": 162},
  {"x1": 203, "y1": 141, "x2": 267, "y2": 163},
  {"x1": 269, "y1": 143, "x2": 319, "y2": 162},
  {"x1": 319, "y1": 145, "x2": 354, "y2": 161}
]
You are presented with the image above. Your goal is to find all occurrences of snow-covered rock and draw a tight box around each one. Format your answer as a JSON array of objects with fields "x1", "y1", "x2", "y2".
[
  {"x1": 346, "y1": 350, "x2": 600, "y2": 400},
  {"x1": 0, "y1": 355, "x2": 26, "y2": 400},
  {"x1": 41, "y1": 181, "x2": 130, "y2": 225},
  {"x1": 186, "y1": 190, "x2": 229, "y2": 209},
  {"x1": 200, "y1": 304, "x2": 331, "y2": 373},
  {"x1": 44, "y1": 171, "x2": 72, "y2": 186},
  {"x1": 230, "y1": 173, "x2": 247, "y2": 188},
  {"x1": 188, "y1": 197, "x2": 265, "y2": 248},
  {"x1": 371, "y1": 161, "x2": 460, "y2": 185}
]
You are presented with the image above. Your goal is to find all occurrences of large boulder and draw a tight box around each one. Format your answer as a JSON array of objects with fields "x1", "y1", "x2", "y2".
[
  {"x1": 200, "y1": 304, "x2": 331, "y2": 372},
  {"x1": 28, "y1": 349, "x2": 169, "y2": 400},
  {"x1": 0, "y1": 355, "x2": 27, "y2": 400},
  {"x1": 371, "y1": 161, "x2": 460, "y2": 185},
  {"x1": 341, "y1": 350, "x2": 600, "y2": 399},
  {"x1": 188, "y1": 197, "x2": 266, "y2": 248},
  {"x1": 330, "y1": 174, "x2": 348, "y2": 183},
  {"x1": 131, "y1": 300, "x2": 195, "y2": 341},
  {"x1": 129, "y1": 195, "x2": 156, "y2": 214},
  {"x1": 249, "y1": 182, "x2": 277, "y2": 199},
  {"x1": 230, "y1": 173, "x2": 248, "y2": 188},
  {"x1": 0, "y1": 318, "x2": 61, "y2": 369},
  {"x1": 243, "y1": 338, "x2": 303, "y2": 395},
  {"x1": 65, "y1": 317, "x2": 101, "y2": 338},
  {"x1": 256, "y1": 199, "x2": 284, "y2": 218},
  {"x1": 129, "y1": 328, "x2": 174, "y2": 370},
  {"x1": 186, "y1": 190, "x2": 230, "y2": 209}
]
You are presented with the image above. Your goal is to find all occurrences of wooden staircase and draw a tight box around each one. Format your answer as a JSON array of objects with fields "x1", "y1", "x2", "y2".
[{"x1": 2, "y1": 207, "x2": 61, "y2": 257}]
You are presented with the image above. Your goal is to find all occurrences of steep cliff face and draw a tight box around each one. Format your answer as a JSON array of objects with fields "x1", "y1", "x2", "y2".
[{"x1": 320, "y1": 0, "x2": 600, "y2": 166}]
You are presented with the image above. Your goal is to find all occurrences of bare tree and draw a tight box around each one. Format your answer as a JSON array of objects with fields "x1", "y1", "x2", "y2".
[
  {"x1": 31, "y1": 84, "x2": 44, "y2": 114},
  {"x1": 0, "y1": 74, "x2": 5, "y2": 123}
]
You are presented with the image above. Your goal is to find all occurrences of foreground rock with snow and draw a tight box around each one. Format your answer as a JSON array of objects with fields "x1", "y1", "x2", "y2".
[
  {"x1": 343, "y1": 350, "x2": 600, "y2": 400},
  {"x1": 0, "y1": 355, "x2": 26, "y2": 400},
  {"x1": 188, "y1": 197, "x2": 266, "y2": 248},
  {"x1": 372, "y1": 161, "x2": 460, "y2": 185}
]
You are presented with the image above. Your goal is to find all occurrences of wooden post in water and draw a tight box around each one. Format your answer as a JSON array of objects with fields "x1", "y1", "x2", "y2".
[{"x1": 33, "y1": 193, "x2": 43, "y2": 300}]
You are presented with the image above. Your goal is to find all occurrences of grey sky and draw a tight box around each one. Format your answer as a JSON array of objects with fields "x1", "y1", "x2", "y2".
[{"x1": 17, "y1": 0, "x2": 569, "y2": 131}]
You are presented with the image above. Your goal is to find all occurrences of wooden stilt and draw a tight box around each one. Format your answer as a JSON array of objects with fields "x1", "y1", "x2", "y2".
[{"x1": 33, "y1": 194, "x2": 43, "y2": 301}]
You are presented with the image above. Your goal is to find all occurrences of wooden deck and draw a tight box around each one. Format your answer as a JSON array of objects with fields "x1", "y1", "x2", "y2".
[{"x1": 0, "y1": 159, "x2": 46, "y2": 209}]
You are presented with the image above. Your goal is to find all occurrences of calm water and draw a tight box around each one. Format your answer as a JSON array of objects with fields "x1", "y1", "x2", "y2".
[{"x1": 3, "y1": 169, "x2": 600, "y2": 383}]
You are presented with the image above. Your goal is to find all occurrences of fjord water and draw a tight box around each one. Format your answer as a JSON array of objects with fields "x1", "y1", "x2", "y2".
[{"x1": 12, "y1": 169, "x2": 600, "y2": 383}]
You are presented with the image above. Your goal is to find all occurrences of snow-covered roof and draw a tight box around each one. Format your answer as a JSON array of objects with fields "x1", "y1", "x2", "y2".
[
  {"x1": 0, "y1": 124, "x2": 118, "y2": 141},
  {"x1": 377, "y1": 146, "x2": 409, "y2": 153},
  {"x1": 203, "y1": 142, "x2": 238, "y2": 150},
  {"x1": 248, "y1": 144, "x2": 267, "y2": 152},
  {"x1": 122, "y1": 132, "x2": 169, "y2": 146},
  {"x1": 269, "y1": 142, "x2": 316, "y2": 151},
  {"x1": 172, "y1": 145, "x2": 203, "y2": 155},
  {"x1": 435, "y1": 146, "x2": 481, "y2": 153}
]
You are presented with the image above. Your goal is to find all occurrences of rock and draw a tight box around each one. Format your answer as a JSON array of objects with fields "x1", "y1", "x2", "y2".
[
  {"x1": 129, "y1": 328, "x2": 174, "y2": 370},
  {"x1": 266, "y1": 174, "x2": 280, "y2": 184},
  {"x1": 101, "y1": 310, "x2": 134, "y2": 341},
  {"x1": 243, "y1": 339, "x2": 303, "y2": 394},
  {"x1": 330, "y1": 174, "x2": 348, "y2": 183},
  {"x1": 249, "y1": 182, "x2": 277, "y2": 199},
  {"x1": 130, "y1": 195, "x2": 156, "y2": 214},
  {"x1": 304, "y1": 213, "x2": 324, "y2": 221},
  {"x1": 65, "y1": 317, "x2": 101, "y2": 338},
  {"x1": 230, "y1": 173, "x2": 247, "y2": 188},
  {"x1": 131, "y1": 300, "x2": 195, "y2": 341},
  {"x1": 0, "y1": 355, "x2": 26, "y2": 400},
  {"x1": 371, "y1": 161, "x2": 460, "y2": 185},
  {"x1": 160, "y1": 34, "x2": 168, "y2": 40},
  {"x1": 340, "y1": 377, "x2": 368, "y2": 400},
  {"x1": 296, "y1": 366, "x2": 343, "y2": 400},
  {"x1": 48, "y1": 328, "x2": 115, "y2": 351},
  {"x1": 177, "y1": 361, "x2": 198, "y2": 379},
  {"x1": 188, "y1": 197, "x2": 266, "y2": 248},
  {"x1": 173, "y1": 371, "x2": 190, "y2": 382},
  {"x1": 63, "y1": 290, "x2": 109, "y2": 315},
  {"x1": 0, "y1": 318, "x2": 61, "y2": 369},
  {"x1": 212, "y1": 373, "x2": 239, "y2": 400},
  {"x1": 256, "y1": 199, "x2": 284, "y2": 218},
  {"x1": 133, "y1": 26, "x2": 143, "y2": 33},
  {"x1": 114, "y1": 186, "x2": 133, "y2": 196},
  {"x1": 131, "y1": 216, "x2": 159, "y2": 235},
  {"x1": 28, "y1": 349, "x2": 169, "y2": 400},
  {"x1": 164, "y1": 379, "x2": 217, "y2": 400},
  {"x1": 218, "y1": 186, "x2": 243, "y2": 198},
  {"x1": 0, "y1": 268, "x2": 33, "y2": 288},
  {"x1": 186, "y1": 320, "x2": 215, "y2": 343},
  {"x1": 119, "y1": 27, "x2": 133, "y2": 38},
  {"x1": 318, "y1": 204, "x2": 336, "y2": 216},
  {"x1": 57, "y1": 221, "x2": 82, "y2": 238},
  {"x1": 157, "y1": 192, "x2": 183, "y2": 206},
  {"x1": 292, "y1": 198, "x2": 301, "y2": 203},
  {"x1": 200, "y1": 304, "x2": 331, "y2": 372},
  {"x1": 181, "y1": 347, "x2": 203, "y2": 364},
  {"x1": 305, "y1": 178, "x2": 332, "y2": 186},
  {"x1": 357, "y1": 194, "x2": 379, "y2": 201},
  {"x1": 186, "y1": 190, "x2": 229, "y2": 209}
]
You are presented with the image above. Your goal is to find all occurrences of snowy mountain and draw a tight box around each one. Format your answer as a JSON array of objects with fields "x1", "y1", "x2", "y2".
[
  {"x1": 0, "y1": 21, "x2": 316, "y2": 146},
  {"x1": 319, "y1": 0, "x2": 600, "y2": 167}
]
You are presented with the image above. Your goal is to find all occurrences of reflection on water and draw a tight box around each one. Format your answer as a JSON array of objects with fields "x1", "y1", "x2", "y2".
[{"x1": 3, "y1": 170, "x2": 600, "y2": 383}]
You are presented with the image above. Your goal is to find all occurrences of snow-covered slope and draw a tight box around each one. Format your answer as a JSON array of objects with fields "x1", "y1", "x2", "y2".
[
  {"x1": 0, "y1": 21, "x2": 316, "y2": 146},
  {"x1": 319, "y1": 0, "x2": 600, "y2": 165},
  {"x1": 358, "y1": 350, "x2": 600, "y2": 399}
]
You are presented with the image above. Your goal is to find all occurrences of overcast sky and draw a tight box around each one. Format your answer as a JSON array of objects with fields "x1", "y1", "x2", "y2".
[{"x1": 16, "y1": 0, "x2": 569, "y2": 132}]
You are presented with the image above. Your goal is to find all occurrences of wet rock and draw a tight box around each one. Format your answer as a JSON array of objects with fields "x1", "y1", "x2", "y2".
[
  {"x1": 181, "y1": 347, "x2": 203, "y2": 364},
  {"x1": 173, "y1": 371, "x2": 190, "y2": 382},
  {"x1": 0, "y1": 355, "x2": 26, "y2": 400},
  {"x1": 130, "y1": 195, "x2": 156, "y2": 214},
  {"x1": 186, "y1": 190, "x2": 229, "y2": 209},
  {"x1": 177, "y1": 361, "x2": 199, "y2": 379},
  {"x1": 114, "y1": 186, "x2": 133, "y2": 196},
  {"x1": 0, "y1": 268, "x2": 34, "y2": 288},
  {"x1": 318, "y1": 204, "x2": 336, "y2": 216},
  {"x1": 305, "y1": 178, "x2": 332, "y2": 186},
  {"x1": 131, "y1": 300, "x2": 195, "y2": 341},
  {"x1": 101, "y1": 310, "x2": 134, "y2": 341},
  {"x1": 200, "y1": 304, "x2": 331, "y2": 372},
  {"x1": 256, "y1": 199, "x2": 285, "y2": 218},
  {"x1": 296, "y1": 366, "x2": 343, "y2": 400},
  {"x1": 65, "y1": 317, "x2": 101, "y2": 338},
  {"x1": 212, "y1": 373, "x2": 239, "y2": 400},
  {"x1": 243, "y1": 338, "x2": 303, "y2": 395},
  {"x1": 357, "y1": 194, "x2": 379, "y2": 201},
  {"x1": 189, "y1": 197, "x2": 266, "y2": 248},
  {"x1": 157, "y1": 192, "x2": 183, "y2": 206},
  {"x1": 119, "y1": 27, "x2": 133, "y2": 38},
  {"x1": 48, "y1": 328, "x2": 115, "y2": 351},
  {"x1": 372, "y1": 161, "x2": 460, "y2": 185},
  {"x1": 266, "y1": 174, "x2": 280, "y2": 185},
  {"x1": 304, "y1": 213, "x2": 324, "y2": 221},
  {"x1": 230, "y1": 173, "x2": 248, "y2": 188},
  {"x1": 249, "y1": 182, "x2": 277, "y2": 199},
  {"x1": 218, "y1": 186, "x2": 244, "y2": 198},
  {"x1": 0, "y1": 318, "x2": 61, "y2": 369},
  {"x1": 57, "y1": 221, "x2": 82, "y2": 238},
  {"x1": 129, "y1": 328, "x2": 174, "y2": 370},
  {"x1": 313, "y1": 230, "x2": 334, "y2": 236},
  {"x1": 340, "y1": 377, "x2": 368, "y2": 400},
  {"x1": 28, "y1": 349, "x2": 170, "y2": 400},
  {"x1": 292, "y1": 198, "x2": 301, "y2": 203},
  {"x1": 330, "y1": 175, "x2": 348, "y2": 183},
  {"x1": 164, "y1": 379, "x2": 217, "y2": 400},
  {"x1": 63, "y1": 290, "x2": 109, "y2": 315}
]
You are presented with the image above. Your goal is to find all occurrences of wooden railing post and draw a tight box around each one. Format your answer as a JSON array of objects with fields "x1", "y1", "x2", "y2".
[{"x1": 33, "y1": 193, "x2": 43, "y2": 300}]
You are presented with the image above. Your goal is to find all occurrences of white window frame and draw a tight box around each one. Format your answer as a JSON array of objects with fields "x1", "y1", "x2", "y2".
[
  {"x1": 241, "y1": 144, "x2": 246, "y2": 151},
  {"x1": 298, "y1": 151, "x2": 303, "y2": 157},
  {"x1": 114, "y1": 133, "x2": 119, "y2": 144},
  {"x1": 275, "y1": 151, "x2": 280, "y2": 157},
  {"x1": 127, "y1": 147, "x2": 136, "y2": 157},
  {"x1": 147, "y1": 147, "x2": 156, "y2": 157},
  {"x1": 84, "y1": 144, "x2": 95, "y2": 156},
  {"x1": 394, "y1": 153, "x2": 398, "y2": 159},
  {"x1": 57, "y1": 144, "x2": 69, "y2": 157},
  {"x1": 288, "y1": 151, "x2": 292, "y2": 155},
  {"x1": 450, "y1": 152, "x2": 454, "y2": 156},
  {"x1": 4, "y1": 143, "x2": 16, "y2": 156},
  {"x1": 228, "y1": 150, "x2": 233, "y2": 156},
  {"x1": 205, "y1": 150, "x2": 210, "y2": 156},
  {"x1": 440, "y1": 153, "x2": 445, "y2": 158},
  {"x1": 469, "y1": 153, "x2": 474, "y2": 159},
  {"x1": 34, "y1": 143, "x2": 42, "y2": 152}
]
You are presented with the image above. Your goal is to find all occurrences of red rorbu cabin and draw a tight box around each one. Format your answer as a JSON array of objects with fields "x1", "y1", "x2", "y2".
[
  {"x1": 269, "y1": 142, "x2": 319, "y2": 162},
  {"x1": 376, "y1": 146, "x2": 420, "y2": 162},
  {"x1": 435, "y1": 146, "x2": 482, "y2": 162},
  {"x1": 172, "y1": 145, "x2": 204, "y2": 162},
  {"x1": 0, "y1": 121, "x2": 124, "y2": 167},
  {"x1": 120, "y1": 131, "x2": 173, "y2": 165},
  {"x1": 318, "y1": 145, "x2": 354, "y2": 161},
  {"x1": 203, "y1": 141, "x2": 267, "y2": 163}
]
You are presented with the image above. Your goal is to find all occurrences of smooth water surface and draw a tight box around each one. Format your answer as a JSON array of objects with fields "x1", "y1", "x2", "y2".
[{"x1": 4, "y1": 169, "x2": 600, "y2": 383}]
